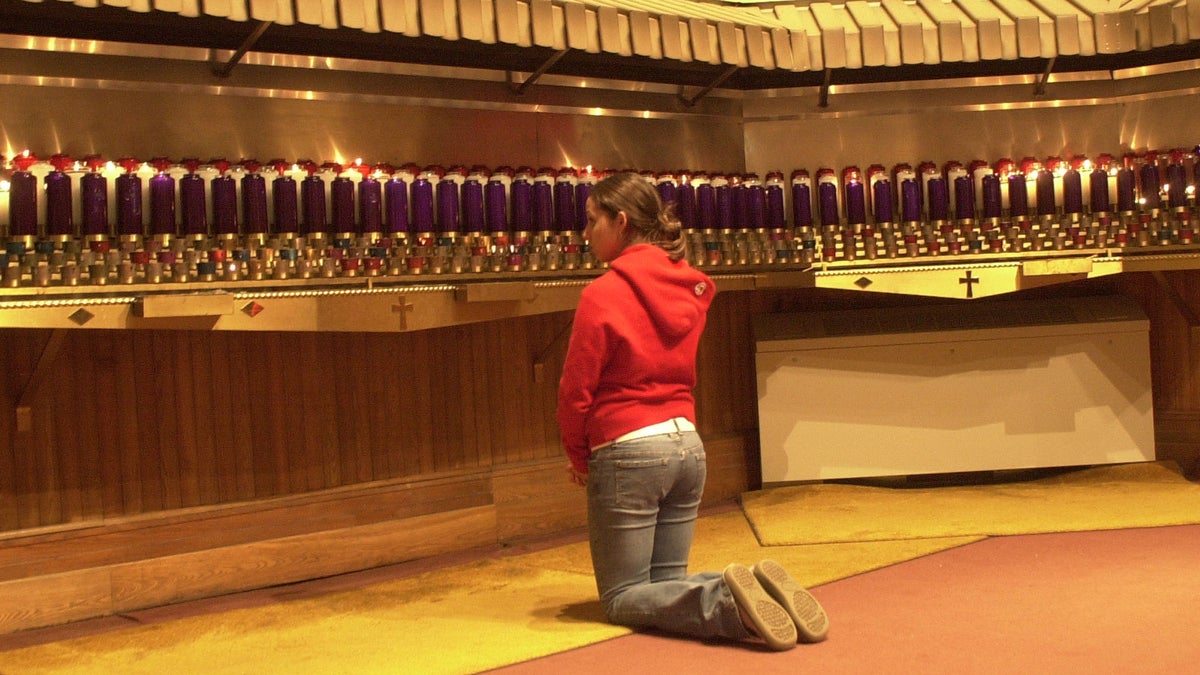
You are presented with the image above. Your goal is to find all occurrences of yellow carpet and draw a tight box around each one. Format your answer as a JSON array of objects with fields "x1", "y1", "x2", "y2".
[
  {"x1": 742, "y1": 461, "x2": 1200, "y2": 546},
  {"x1": 0, "y1": 509, "x2": 977, "y2": 675},
  {"x1": 11, "y1": 461, "x2": 1188, "y2": 674}
]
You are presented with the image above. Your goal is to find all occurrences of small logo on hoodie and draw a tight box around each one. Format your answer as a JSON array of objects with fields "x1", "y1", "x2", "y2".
[{"x1": 693, "y1": 281, "x2": 707, "y2": 296}]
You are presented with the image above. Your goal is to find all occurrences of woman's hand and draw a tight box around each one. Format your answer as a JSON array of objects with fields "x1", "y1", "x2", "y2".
[{"x1": 566, "y1": 463, "x2": 588, "y2": 487}]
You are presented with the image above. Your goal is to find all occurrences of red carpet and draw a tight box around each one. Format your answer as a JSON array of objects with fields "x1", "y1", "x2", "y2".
[{"x1": 486, "y1": 525, "x2": 1200, "y2": 674}]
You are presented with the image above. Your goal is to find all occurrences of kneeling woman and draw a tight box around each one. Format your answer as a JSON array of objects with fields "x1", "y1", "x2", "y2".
[{"x1": 557, "y1": 172, "x2": 829, "y2": 651}]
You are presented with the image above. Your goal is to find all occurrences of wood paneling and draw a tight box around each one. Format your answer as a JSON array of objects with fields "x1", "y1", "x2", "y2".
[
  {"x1": 4, "y1": 282, "x2": 1199, "y2": 533},
  {"x1": 0, "y1": 310, "x2": 576, "y2": 531},
  {"x1": 2, "y1": 280, "x2": 1200, "y2": 634}
]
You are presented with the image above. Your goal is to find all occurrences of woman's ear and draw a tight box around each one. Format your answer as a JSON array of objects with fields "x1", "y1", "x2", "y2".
[{"x1": 615, "y1": 211, "x2": 630, "y2": 237}]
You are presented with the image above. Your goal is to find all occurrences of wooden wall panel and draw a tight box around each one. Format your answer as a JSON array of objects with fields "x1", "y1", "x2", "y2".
[
  {"x1": 2, "y1": 280, "x2": 1199, "y2": 538},
  {"x1": 1116, "y1": 271, "x2": 1200, "y2": 412},
  {"x1": 0, "y1": 310, "x2": 576, "y2": 531}
]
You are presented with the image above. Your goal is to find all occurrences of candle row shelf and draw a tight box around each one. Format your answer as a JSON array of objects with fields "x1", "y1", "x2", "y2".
[
  {"x1": 2, "y1": 150, "x2": 1198, "y2": 244},
  {"x1": 0, "y1": 201, "x2": 1197, "y2": 291}
]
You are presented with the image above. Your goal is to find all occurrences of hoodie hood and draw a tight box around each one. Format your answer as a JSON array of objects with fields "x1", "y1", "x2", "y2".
[{"x1": 609, "y1": 244, "x2": 716, "y2": 341}]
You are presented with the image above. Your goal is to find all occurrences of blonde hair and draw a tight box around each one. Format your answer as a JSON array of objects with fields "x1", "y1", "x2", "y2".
[{"x1": 589, "y1": 172, "x2": 686, "y2": 261}]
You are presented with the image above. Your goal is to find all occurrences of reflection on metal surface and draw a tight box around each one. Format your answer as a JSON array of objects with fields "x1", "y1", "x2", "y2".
[
  {"x1": 0, "y1": 34, "x2": 687, "y2": 96},
  {"x1": 16, "y1": 0, "x2": 1200, "y2": 76}
]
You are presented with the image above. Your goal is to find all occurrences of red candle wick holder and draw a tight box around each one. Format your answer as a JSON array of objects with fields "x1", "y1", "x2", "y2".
[
  {"x1": 297, "y1": 160, "x2": 318, "y2": 176},
  {"x1": 271, "y1": 160, "x2": 291, "y2": 175},
  {"x1": 209, "y1": 158, "x2": 231, "y2": 174},
  {"x1": 50, "y1": 153, "x2": 73, "y2": 172},
  {"x1": 83, "y1": 154, "x2": 106, "y2": 172},
  {"x1": 321, "y1": 161, "x2": 342, "y2": 175},
  {"x1": 349, "y1": 162, "x2": 372, "y2": 179},
  {"x1": 13, "y1": 152, "x2": 38, "y2": 172},
  {"x1": 181, "y1": 158, "x2": 202, "y2": 174},
  {"x1": 241, "y1": 159, "x2": 262, "y2": 174},
  {"x1": 150, "y1": 157, "x2": 173, "y2": 174},
  {"x1": 116, "y1": 157, "x2": 141, "y2": 174}
]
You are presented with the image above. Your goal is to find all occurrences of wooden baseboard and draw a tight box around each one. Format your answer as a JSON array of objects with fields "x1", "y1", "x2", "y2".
[
  {"x1": 0, "y1": 505, "x2": 497, "y2": 634},
  {"x1": 0, "y1": 431, "x2": 755, "y2": 635},
  {"x1": 1155, "y1": 409, "x2": 1200, "y2": 478}
]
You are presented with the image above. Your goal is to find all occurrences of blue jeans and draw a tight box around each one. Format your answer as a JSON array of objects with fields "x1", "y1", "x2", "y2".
[{"x1": 586, "y1": 430, "x2": 750, "y2": 640}]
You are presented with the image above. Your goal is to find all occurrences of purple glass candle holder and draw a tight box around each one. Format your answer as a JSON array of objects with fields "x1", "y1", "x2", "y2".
[
  {"x1": 385, "y1": 177, "x2": 410, "y2": 235},
  {"x1": 273, "y1": 173, "x2": 298, "y2": 234},
  {"x1": 1008, "y1": 174, "x2": 1029, "y2": 218},
  {"x1": 765, "y1": 181, "x2": 785, "y2": 229},
  {"x1": 1166, "y1": 162, "x2": 1188, "y2": 209},
  {"x1": 411, "y1": 176, "x2": 435, "y2": 232},
  {"x1": 1035, "y1": 171, "x2": 1056, "y2": 216},
  {"x1": 45, "y1": 170, "x2": 75, "y2": 237},
  {"x1": 873, "y1": 179, "x2": 894, "y2": 223},
  {"x1": 330, "y1": 177, "x2": 356, "y2": 233},
  {"x1": 531, "y1": 178, "x2": 553, "y2": 232},
  {"x1": 574, "y1": 180, "x2": 592, "y2": 232},
  {"x1": 211, "y1": 175, "x2": 239, "y2": 235},
  {"x1": 116, "y1": 172, "x2": 144, "y2": 237},
  {"x1": 1062, "y1": 169, "x2": 1083, "y2": 214},
  {"x1": 555, "y1": 178, "x2": 575, "y2": 232},
  {"x1": 900, "y1": 180, "x2": 921, "y2": 222},
  {"x1": 485, "y1": 177, "x2": 507, "y2": 233},
  {"x1": 8, "y1": 171, "x2": 37, "y2": 237},
  {"x1": 1089, "y1": 169, "x2": 1110, "y2": 213},
  {"x1": 926, "y1": 178, "x2": 949, "y2": 221},
  {"x1": 981, "y1": 175, "x2": 1001, "y2": 219},
  {"x1": 81, "y1": 172, "x2": 109, "y2": 237},
  {"x1": 149, "y1": 171, "x2": 176, "y2": 236},
  {"x1": 715, "y1": 181, "x2": 733, "y2": 230},
  {"x1": 462, "y1": 175, "x2": 485, "y2": 233},
  {"x1": 242, "y1": 172, "x2": 269, "y2": 234},
  {"x1": 844, "y1": 180, "x2": 866, "y2": 226},
  {"x1": 1116, "y1": 169, "x2": 1136, "y2": 212},
  {"x1": 676, "y1": 181, "x2": 696, "y2": 229},
  {"x1": 697, "y1": 182, "x2": 716, "y2": 229},
  {"x1": 301, "y1": 175, "x2": 327, "y2": 235},
  {"x1": 818, "y1": 180, "x2": 839, "y2": 227},
  {"x1": 747, "y1": 183, "x2": 766, "y2": 229},
  {"x1": 1140, "y1": 163, "x2": 1162, "y2": 210},
  {"x1": 510, "y1": 177, "x2": 531, "y2": 232},
  {"x1": 436, "y1": 176, "x2": 461, "y2": 234},
  {"x1": 180, "y1": 173, "x2": 207, "y2": 235},
  {"x1": 656, "y1": 180, "x2": 677, "y2": 211},
  {"x1": 791, "y1": 181, "x2": 812, "y2": 228},
  {"x1": 359, "y1": 177, "x2": 382, "y2": 233},
  {"x1": 731, "y1": 182, "x2": 748, "y2": 228},
  {"x1": 953, "y1": 176, "x2": 974, "y2": 220}
]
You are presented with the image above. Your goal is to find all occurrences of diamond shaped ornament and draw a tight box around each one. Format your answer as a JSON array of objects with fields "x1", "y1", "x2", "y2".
[
  {"x1": 242, "y1": 301, "x2": 264, "y2": 317},
  {"x1": 68, "y1": 308, "x2": 95, "y2": 326},
  {"x1": 854, "y1": 276, "x2": 873, "y2": 289}
]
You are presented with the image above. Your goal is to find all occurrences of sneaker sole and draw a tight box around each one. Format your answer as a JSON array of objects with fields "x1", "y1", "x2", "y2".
[
  {"x1": 754, "y1": 559, "x2": 829, "y2": 643},
  {"x1": 723, "y1": 563, "x2": 797, "y2": 651}
]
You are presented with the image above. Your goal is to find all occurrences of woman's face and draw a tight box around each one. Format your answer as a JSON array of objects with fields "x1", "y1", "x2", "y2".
[{"x1": 584, "y1": 197, "x2": 628, "y2": 263}]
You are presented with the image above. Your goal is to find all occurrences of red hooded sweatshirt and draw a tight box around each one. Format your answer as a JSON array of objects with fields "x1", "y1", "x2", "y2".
[{"x1": 557, "y1": 243, "x2": 716, "y2": 474}]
